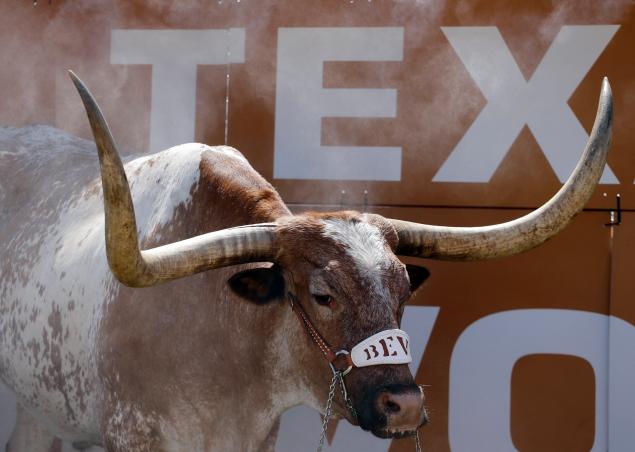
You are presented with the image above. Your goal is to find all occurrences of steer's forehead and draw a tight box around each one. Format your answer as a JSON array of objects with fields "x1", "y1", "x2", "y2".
[
  {"x1": 321, "y1": 218, "x2": 389, "y2": 276},
  {"x1": 317, "y1": 216, "x2": 406, "y2": 307}
]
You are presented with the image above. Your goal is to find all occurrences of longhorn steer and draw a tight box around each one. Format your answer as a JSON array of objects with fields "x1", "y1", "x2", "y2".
[{"x1": 0, "y1": 73, "x2": 613, "y2": 452}]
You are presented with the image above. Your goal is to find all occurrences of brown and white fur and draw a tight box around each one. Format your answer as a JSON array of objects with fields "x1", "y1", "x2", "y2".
[{"x1": 0, "y1": 126, "x2": 428, "y2": 451}]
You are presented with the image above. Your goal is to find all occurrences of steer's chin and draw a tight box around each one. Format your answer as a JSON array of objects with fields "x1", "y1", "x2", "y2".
[
  {"x1": 371, "y1": 427, "x2": 419, "y2": 439},
  {"x1": 342, "y1": 415, "x2": 419, "y2": 438},
  {"x1": 365, "y1": 410, "x2": 428, "y2": 439}
]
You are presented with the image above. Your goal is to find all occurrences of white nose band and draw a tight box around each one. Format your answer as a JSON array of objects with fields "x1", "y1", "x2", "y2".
[{"x1": 350, "y1": 329, "x2": 412, "y2": 368}]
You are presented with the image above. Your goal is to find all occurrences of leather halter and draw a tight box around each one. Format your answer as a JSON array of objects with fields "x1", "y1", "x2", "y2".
[{"x1": 288, "y1": 292, "x2": 354, "y2": 375}]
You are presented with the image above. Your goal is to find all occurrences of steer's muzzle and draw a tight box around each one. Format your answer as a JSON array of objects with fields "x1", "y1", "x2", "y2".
[{"x1": 357, "y1": 383, "x2": 428, "y2": 438}]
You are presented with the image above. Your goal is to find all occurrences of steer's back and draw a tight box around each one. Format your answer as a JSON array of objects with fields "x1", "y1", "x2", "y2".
[{"x1": 0, "y1": 126, "x2": 215, "y2": 441}]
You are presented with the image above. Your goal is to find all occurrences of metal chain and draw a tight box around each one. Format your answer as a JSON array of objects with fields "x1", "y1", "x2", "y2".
[
  {"x1": 415, "y1": 429, "x2": 423, "y2": 452},
  {"x1": 317, "y1": 372, "x2": 340, "y2": 452},
  {"x1": 338, "y1": 375, "x2": 357, "y2": 421}
]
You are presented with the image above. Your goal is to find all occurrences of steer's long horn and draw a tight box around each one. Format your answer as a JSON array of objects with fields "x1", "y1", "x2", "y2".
[
  {"x1": 69, "y1": 71, "x2": 278, "y2": 287},
  {"x1": 391, "y1": 78, "x2": 613, "y2": 260}
]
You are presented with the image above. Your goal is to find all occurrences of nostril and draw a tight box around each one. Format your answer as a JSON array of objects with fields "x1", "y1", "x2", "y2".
[
  {"x1": 385, "y1": 399, "x2": 400, "y2": 414},
  {"x1": 371, "y1": 387, "x2": 426, "y2": 433},
  {"x1": 378, "y1": 393, "x2": 401, "y2": 414}
]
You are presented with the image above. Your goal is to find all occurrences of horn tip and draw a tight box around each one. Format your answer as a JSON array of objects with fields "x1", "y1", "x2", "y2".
[
  {"x1": 67, "y1": 70, "x2": 92, "y2": 102},
  {"x1": 601, "y1": 77, "x2": 612, "y2": 98},
  {"x1": 67, "y1": 71, "x2": 102, "y2": 126},
  {"x1": 67, "y1": 69, "x2": 81, "y2": 86}
]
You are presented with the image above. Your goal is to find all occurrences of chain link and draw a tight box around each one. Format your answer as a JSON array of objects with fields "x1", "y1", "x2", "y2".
[
  {"x1": 317, "y1": 372, "x2": 340, "y2": 452},
  {"x1": 415, "y1": 429, "x2": 423, "y2": 452},
  {"x1": 338, "y1": 376, "x2": 357, "y2": 421}
]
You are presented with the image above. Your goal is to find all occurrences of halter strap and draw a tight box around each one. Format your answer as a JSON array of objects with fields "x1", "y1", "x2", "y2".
[{"x1": 288, "y1": 292, "x2": 353, "y2": 375}]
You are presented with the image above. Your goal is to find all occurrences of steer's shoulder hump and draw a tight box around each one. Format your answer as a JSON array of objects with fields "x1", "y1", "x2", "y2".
[{"x1": 198, "y1": 144, "x2": 290, "y2": 221}]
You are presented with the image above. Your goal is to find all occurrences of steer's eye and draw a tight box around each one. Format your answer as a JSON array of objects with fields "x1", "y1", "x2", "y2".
[{"x1": 313, "y1": 294, "x2": 333, "y2": 307}]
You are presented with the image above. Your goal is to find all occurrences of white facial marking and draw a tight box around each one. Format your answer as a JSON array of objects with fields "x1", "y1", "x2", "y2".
[{"x1": 322, "y1": 217, "x2": 389, "y2": 295}]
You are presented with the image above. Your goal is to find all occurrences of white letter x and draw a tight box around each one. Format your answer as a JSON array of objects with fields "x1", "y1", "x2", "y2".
[{"x1": 434, "y1": 25, "x2": 619, "y2": 184}]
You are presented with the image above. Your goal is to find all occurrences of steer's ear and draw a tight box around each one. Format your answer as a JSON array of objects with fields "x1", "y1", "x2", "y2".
[
  {"x1": 228, "y1": 265, "x2": 285, "y2": 304},
  {"x1": 405, "y1": 264, "x2": 430, "y2": 293}
]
